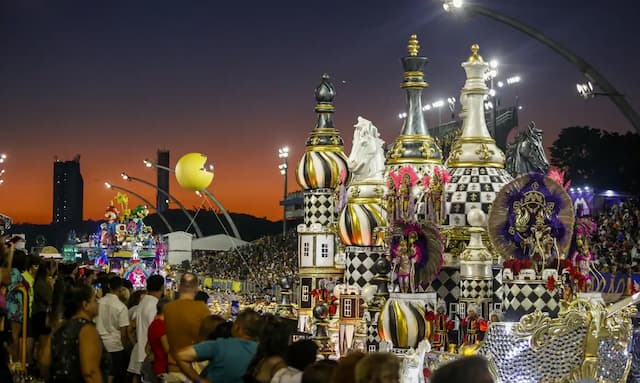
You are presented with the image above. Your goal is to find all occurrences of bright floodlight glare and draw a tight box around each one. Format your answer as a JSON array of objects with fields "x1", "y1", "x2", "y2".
[
  {"x1": 605, "y1": 190, "x2": 614, "y2": 197},
  {"x1": 507, "y1": 76, "x2": 521, "y2": 85},
  {"x1": 105, "y1": 182, "x2": 112, "y2": 189},
  {"x1": 447, "y1": 97, "x2": 456, "y2": 103},
  {"x1": 489, "y1": 59, "x2": 498, "y2": 69},
  {"x1": 484, "y1": 101, "x2": 493, "y2": 110},
  {"x1": 278, "y1": 146, "x2": 290, "y2": 158},
  {"x1": 195, "y1": 190, "x2": 202, "y2": 197},
  {"x1": 143, "y1": 159, "x2": 152, "y2": 168},
  {"x1": 121, "y1": 172, "x2": 129, "y2": 180},
  {"x1": 452, "y1": 0, "x2": 463, "y2": 7},
  {"x1": 518, "y1": 105, "x2": 523, "y2": 110},
  {"x1": 489, "y1": 89, "x2": 496, "y2": 97},
  {"x1": 432, "y1": 100, "x2": 444, "y2": 108},
  {"x1": 0, "y1": 180, "x2": 4, "y2": 185},
  {"x1": 497, "y1": 81, "x2": 504, "y2": 88}
]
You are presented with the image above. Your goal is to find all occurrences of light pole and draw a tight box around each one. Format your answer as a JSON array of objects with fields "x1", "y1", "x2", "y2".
[
  {"x1": 121, "y1": 172, "x2": 203, "y2": 238},
  {"x1": 104, "y1": 182, "x2": 174, "y2": 232},
  {"x1": 143, "y1": 159, "x2": 242, "y2": 240},
  {"x1": 484, "y1": 59, "x2": 499, "y2": 138},
  {"x1": 442, "y1": 0, "x2": 640, "y2": 133},
  {"x1": 0, "y1": 153, "x2": 6, "y2": 186},
  {"x1": 278, "y1": 146, "x2": 289, "y2": 237}
]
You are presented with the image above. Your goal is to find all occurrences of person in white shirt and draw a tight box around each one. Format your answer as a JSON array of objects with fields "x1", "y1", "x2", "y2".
[
  {"x1": 134, "y1": 275, "x2": 165, "y2": 381},
  {"x1": 96, "y1": 277, "x2": 130, "y2": 383}
]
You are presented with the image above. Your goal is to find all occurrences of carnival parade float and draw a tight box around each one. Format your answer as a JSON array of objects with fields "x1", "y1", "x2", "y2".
[
  {"x1": 93, "y1": 192, "x2": 166, "y2": 289},
  {"x1": 293, "y1": 36, "x2": 638, "y2": 382}
]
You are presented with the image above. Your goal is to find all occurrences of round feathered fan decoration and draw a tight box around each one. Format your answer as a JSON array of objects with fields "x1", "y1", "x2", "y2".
[
  {"x1": 488, "y1": 173, "x2": 575, "y2": 260},
  {"x1": 389, "y1": 221, "x2": 444, "y2": 289}
]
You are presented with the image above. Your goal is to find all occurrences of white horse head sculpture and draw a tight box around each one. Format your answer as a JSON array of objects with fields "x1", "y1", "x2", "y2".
[{"x1": 348, "y1": 116, "x2": 386, "y2": 182}]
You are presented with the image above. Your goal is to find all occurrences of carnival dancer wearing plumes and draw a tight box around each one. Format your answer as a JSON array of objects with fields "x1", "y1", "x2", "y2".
[
  {"x1": 392, "y1": 236, "x2": 417, "y2": 293},
  {"x1": 460, "y1": 304, "x2": 487, "y2": 345},
  {"x1": 426, "y1": 303, "x2": 454, "y2": 351}
]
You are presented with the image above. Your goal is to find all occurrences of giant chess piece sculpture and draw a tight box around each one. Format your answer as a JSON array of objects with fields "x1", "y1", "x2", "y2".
[
  {"x1": 459, "y1": 208, "x2": 493, "y2": 318},
  {"x1": 312, "y1": 302, "x2": 334, "y2": 358},
  {"x1": 505, "y1": 121, "x2": 550, "y2": 177},
  {"x1": 443, "y1": 44, "x2": 512, "y2": 229},
  {"x1": 338, "y1": 116, "x2": 388, "y2": 288},
  {"x1": 295, "y1": 74, "x2": 350, "y2": 331},
  {"x1": 386, "y1": 34, "x2": 443, "y2": 225}
]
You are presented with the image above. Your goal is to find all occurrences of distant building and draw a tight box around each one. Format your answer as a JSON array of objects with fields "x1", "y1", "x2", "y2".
[
  {"x1": 280, "y1": 190, "x2": 304, "y2": 221},
  {"x1": 52, "y1": 156, "x2": 83, "y2": 224},
  {"x1": 157, "y1": 149, "x2": 170, "y2": 213}
]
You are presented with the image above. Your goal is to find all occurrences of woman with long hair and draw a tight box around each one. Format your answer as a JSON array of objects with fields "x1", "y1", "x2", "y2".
[
  {"x1": 244, "y1": 315, "x2": 291, "y2": 383},
  {"x1": 42, "y1": 284, "x2": 105, "y2": 383}
]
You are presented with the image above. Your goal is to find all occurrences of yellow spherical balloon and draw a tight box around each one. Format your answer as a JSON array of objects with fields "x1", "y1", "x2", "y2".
[{"x1": 175, "y1": 153, "x2": 214, "y2": 191}]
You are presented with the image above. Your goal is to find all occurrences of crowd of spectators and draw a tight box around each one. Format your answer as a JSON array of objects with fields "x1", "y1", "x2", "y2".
[
  {"x1": 590, "y1": 200, "x2": 640, "y2": 274},
  {"x1": 191, "y1": 230, "x2": 298, "y2": 290}
]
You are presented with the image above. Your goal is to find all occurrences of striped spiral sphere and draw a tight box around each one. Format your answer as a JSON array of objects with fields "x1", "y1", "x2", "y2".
[
  {"x1": 296, "y1": 150, "x2": 350, "y2": 190},
  {"x1": 378, "y1": 298, "x2": 428, "y2": 349},
  {"x1": 338, "y1": 203, "x2": 386, "y2": 246}
]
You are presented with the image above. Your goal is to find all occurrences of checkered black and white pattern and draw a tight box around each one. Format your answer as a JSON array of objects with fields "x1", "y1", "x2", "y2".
[
  {"x1": 367, "y1": 323, "x2": 381, "y2": 352},
  {"x1": 347, "y1": 250, "x2": 380, "y2": 288},
  {"x1": 460, "y1": 279, "x2": 492, "y2": 300},
  {"x1": 492, "y1": 267, "x2": 503, "y2": 305},
  {"x1": 502, "y1": 281, "x2": 560, "y2": 322},
  {"x1": 427, "y1": 267, "x2": 460, "y2": 305},
  {"x1": 443, "y1": 167, "x2": 512, "y2": 227},
  {"x1": 304, "y1": 189, "x2": 335, "y2": 226}
]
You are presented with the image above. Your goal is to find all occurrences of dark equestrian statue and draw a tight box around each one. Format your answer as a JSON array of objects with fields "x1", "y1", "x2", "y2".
[{"x1": 505, "y1": 121, "x2": 550, "y2": 177}]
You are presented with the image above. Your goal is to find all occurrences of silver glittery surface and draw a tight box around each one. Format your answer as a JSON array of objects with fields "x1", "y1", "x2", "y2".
[
  {"x1": 597, "y1": 338, "x2": 631, "y2": 382},
  {"x1": 478, "y1": 322, "x2": 587, "y2": 383}
]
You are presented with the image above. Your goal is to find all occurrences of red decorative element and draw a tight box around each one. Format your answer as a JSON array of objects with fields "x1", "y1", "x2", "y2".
[
  {"x1": 446, "y1": 320, "x2": 455, "y2": 331},
  {"x1": 388, "y1": 170, "x2": 402, "y2": 189},
  {"x1": 423, "y1": 368, "x2": 432, "y2": 379},
  {"x1": 547, "y1": 167, "x2": 571, "y2": 190},
  {"x1": 434, "y1": 166, "x2": 451, "y2": 184},
  {"x1": 567, "y1": 266, "x2": 588, "y2": 291},
  {"x1": 546, "y1": 275, "x2": 556, "y2": 291},
  {"x1": 479, "y1": 319, "x2": 489, "y2": 332},
  {"x1": 339, "y1": 168, "x2": 347, "y2": 185},
  {"x1": 421, "y1": 174, "x2": 431, "y2": 190},
  {"x1": 397, "y1": 166, "x2": 419, "y2": 186},
  {"x1": 503, "y1": 259, "x2": 533, "y2": 275},
  {"x1": 425, "y1": 311, "x2": 435, "y2": 321}
]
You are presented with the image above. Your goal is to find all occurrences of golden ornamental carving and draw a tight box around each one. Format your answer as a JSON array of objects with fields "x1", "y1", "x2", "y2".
[
  {"x1": 467, "y1": 43, "x2": 484, "y2": 63},
  {"x1": 407, "y1": 34, "x2": 420, "y2": 56},
  {"x1": 351, "y1": 186, "x2": 361, "y2": 199},
  {"x1": 513, "y1": 310, "x2": 588, "y2": 350},
  {"x1": 475, "y1": 143, "x2": 495, "y2": 161},
  {"x1": 390, "y1": 142, "x2": 404, "y2": 159},
  {"x1": 330, "y1": 136, "x2": 341, "y2": 145},
  {"x1": 448, "y1": 143, "x2": 463, "y2": 163},
  {"x1": 419, "y1": 142, "x2": 436, "y2": 159}
]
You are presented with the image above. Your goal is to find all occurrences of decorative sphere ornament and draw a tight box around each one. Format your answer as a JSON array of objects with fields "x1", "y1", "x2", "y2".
[
  {"x1": 279, "y1": 277, "x2": 291, "y2": 290},
  {"x1": 467, "y1": 208, "x2": 487, "y2": 227},
  {"x1": 373, "y1": 257, "x2": 391, "y2": 275},
  {"x1": 175, "y1": 153, "x2": 214, "y2": 191},
  {"x1": 312, "y1": 304, "x2": 329, "y2": 320}
]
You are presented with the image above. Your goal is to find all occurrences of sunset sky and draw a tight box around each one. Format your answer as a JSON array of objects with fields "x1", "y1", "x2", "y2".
[{"x1": 1, "y1": 0, "x2": 638, "y2": 224}]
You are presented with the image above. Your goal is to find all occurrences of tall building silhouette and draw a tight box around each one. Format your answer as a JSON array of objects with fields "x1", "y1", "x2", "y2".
[
  {"x1": 157, "y1": 149, "x2": 170, "y2": 213},
  {"x1": 52, "y1": 156, "x2": 83, "y2": 224}
]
